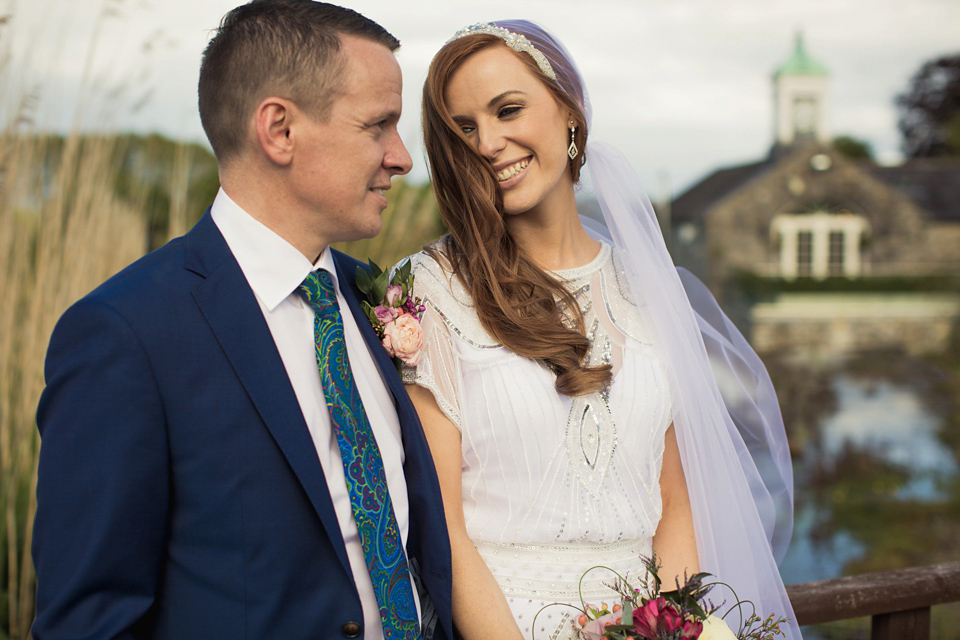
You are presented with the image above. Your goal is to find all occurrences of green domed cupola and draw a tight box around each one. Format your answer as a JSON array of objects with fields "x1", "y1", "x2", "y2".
[
  {"x1": 775, "y1": 32, "x2": 828, "y2": 78},
  {"x1": 773, "y1": 31, "x2": 830, "y2": 147}
]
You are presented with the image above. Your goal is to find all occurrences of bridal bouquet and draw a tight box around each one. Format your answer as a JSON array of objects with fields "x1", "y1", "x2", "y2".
[
  {"x1": 541, "y1": 555, "x2": 785, "y2": 640},
  {"x1": 356, "y1": 259, "x2": 425, "y2": 367}
]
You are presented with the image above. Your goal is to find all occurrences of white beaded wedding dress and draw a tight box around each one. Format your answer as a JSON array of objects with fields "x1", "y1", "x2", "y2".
[{"x1": 403, "y1": 243, "x2": 672, "y2": 640}]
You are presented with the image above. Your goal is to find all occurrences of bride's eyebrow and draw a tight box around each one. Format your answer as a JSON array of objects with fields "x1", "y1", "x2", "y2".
[{"x1": 487, "y1": 90, "x2": 526, "y2": 108}]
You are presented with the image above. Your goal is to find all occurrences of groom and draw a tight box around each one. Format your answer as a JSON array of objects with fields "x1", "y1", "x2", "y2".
[{"x1": 31, "y1": 1, "x2": 452, "y2": 639}]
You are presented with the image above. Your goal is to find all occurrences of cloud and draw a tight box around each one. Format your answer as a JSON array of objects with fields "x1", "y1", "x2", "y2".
[{"x1": 6, "y1": 0, "x2": 959, "y2": 192}]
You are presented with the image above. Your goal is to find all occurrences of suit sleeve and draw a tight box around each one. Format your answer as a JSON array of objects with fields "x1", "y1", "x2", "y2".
[{"x1": 32, "y1": 298, "x2": 171, "y2": 640}]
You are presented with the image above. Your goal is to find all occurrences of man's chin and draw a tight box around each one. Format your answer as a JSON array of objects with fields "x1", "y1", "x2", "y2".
[{"x1": 333, "y1": 219, "x2": 383, "y2": 245}]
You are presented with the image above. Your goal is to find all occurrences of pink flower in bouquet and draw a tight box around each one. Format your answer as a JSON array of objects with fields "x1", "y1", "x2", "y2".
[
  {"x1": 660, "y1": 603, "x2": 683, "y2": 633},
  {"x1": 385, "y1": 284, "x2": 402, "y2": 306},
  {"x1": 576, "y1": 611, "x2": 622, "y2": 640},
  {"x1": 631, "y1": 597, "x2": 667, "y2": 637},
  {"x1": 681, "y1": 618, "x2": 704, "y2": 639},
  {"x1": 374, "y1": 304, "x2": 399, "y2": 324},
  {"x1": 627, "y1": 597, "x2": 700, "y2": 639},
  {"x1": 554, "y1": 554, "x2": 788, "y2": 640},
  {"x1": 381, "y1": 313, "x2": 424, "y2": 366}
]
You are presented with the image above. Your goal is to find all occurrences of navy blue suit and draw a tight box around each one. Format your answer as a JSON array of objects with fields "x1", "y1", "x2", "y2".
[{"x1": 32, "y1": 212, "x2": 453, "y2": 640}]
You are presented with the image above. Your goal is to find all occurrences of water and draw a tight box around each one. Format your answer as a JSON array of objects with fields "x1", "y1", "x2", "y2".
[
  {"x1": 820, "y1": 376, "x2": 957, "y2": 499},
  {"x1": 779, "y1": 373, "x2": 959, "y2": 639}
]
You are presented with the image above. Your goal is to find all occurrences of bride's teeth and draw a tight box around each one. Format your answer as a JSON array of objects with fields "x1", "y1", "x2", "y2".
[{"x1": 497, "y1": 159, "x2": 529, "y2": 182}]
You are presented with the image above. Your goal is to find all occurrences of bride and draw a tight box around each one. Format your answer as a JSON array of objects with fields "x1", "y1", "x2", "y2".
[{"x1": 400, "y1": 20, "x2": 800, "y2": 640}]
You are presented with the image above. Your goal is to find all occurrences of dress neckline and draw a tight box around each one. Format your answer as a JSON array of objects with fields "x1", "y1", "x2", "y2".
[{"x1": 550, "y1": 243, "x2": 610, "y2": 281}]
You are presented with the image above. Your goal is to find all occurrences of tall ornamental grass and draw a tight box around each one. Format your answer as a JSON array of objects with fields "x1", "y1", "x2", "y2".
[
  {"x1": 0, "y1": 134, "x2": 442, "y2": 640},
  {"x1": 0, "y1": 4, "x2": 441, "y2": 637},
  {"x1": 0, "y1": 132, "x2": 151, "y2": 639}
]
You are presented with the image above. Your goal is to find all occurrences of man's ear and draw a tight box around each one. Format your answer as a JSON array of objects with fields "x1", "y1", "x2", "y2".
[{"x1": 254, "y1": 97, "x2": 295, "y2": 166}]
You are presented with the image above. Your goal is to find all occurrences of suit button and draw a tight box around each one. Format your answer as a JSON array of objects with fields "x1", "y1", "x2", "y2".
[{"x1": 342, "y1": 621, "x2": 362, "y2": 638}]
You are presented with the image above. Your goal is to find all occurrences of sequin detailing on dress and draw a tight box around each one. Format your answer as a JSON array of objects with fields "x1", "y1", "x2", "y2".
[{"x1": 401, "y1": 244, "x2": 672, "y2": 640}]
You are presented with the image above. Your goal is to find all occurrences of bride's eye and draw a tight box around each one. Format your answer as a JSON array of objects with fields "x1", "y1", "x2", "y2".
[{"x1": 498, "y1": 105, "x2": 522, "y2": 118}]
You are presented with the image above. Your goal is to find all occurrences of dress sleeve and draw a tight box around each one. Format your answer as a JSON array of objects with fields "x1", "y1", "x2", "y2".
[{"x1": 399, "y1": 254, "x2": 464, "y2": 431}]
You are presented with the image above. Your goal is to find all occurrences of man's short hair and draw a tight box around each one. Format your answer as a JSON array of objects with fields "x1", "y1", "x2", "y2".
[{"x1": 198, "y1": 0, "x2": 400, "y2": 163}]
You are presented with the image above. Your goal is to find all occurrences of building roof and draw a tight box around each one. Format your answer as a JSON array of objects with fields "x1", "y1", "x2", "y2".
[
  {"x1": 670, "y1": 159, "x2": 771, "y2": 225},
  {"x1": 774, "y1": 33, "x2": 828, "y2": 78},
  {"x1": 671, "y1": 150, "x2": 960, "y2": 226},
  {"x1": 867, "y1": 158, "x2": 960, "y2": 222}
]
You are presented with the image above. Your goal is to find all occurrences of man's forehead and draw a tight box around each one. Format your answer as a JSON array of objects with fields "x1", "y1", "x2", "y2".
[{"x1": 337, "y1": 34, "x2": 401, "y2": 74}]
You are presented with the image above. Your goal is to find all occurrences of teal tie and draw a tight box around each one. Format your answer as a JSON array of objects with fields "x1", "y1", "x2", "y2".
[{"x1": 298, "y1": 269, "x2": 420, "y2": 640}]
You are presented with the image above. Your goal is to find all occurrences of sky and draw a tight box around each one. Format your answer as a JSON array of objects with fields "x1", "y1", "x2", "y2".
[{"x1": 2, "y1": 0, "x2": 959, "y2": 195}]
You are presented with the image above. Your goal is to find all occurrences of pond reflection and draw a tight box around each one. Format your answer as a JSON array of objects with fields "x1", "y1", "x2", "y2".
[
  {"x1": 772, "y1": 356, "x2": 960, "y2": 640},
  {"x1": 821, "y1": 376, "x2": 958, "y2": 500}
]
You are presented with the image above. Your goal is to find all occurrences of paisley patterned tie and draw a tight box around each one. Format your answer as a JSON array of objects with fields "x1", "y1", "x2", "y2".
[{"x1": 298, "y1": 269, "x2": 420, "y2": 640}]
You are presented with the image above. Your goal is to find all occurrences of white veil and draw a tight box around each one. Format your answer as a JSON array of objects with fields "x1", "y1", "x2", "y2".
[{"x1": 493, "y1": 20, "x2": 802, "y2": 638}]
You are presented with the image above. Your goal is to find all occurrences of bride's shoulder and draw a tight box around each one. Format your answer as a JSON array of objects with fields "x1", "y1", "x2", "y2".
[
  {"x1": 394, "y1": 240, "x2": 502, "y2": 345},
  {"x1": 398, "y1": 245, "x2": 452, "y2": 279},
  {"x1": 394, "y1": 239, "x2": 470, "y2": 308}
]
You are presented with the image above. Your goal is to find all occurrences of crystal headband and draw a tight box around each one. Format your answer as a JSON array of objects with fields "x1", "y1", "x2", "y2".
[{"x1": 448, "y1": 23, "x2": 557, "y2": 81}]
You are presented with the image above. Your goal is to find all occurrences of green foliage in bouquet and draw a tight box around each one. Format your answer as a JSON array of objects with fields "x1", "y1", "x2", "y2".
[{"x1": 537, "y1": 553, "x2": 787, "y2": 640}]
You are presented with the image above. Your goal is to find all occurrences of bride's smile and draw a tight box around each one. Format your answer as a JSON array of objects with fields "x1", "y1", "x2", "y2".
[
  {"x1": 494, "y1": 156, "x2": 530, "y2": 185},
  {"x1": 445, "y1": 44, "x2": 575, "y2": 219}
]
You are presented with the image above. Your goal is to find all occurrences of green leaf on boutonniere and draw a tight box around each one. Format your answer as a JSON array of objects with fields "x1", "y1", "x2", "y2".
[
  {"x1": 355, "y1": 266, "x2": 374, "y2": 297},
  {"x1": 363, "y1": 302, "x2": 380, "y2": 330},
  {"x1": 367, "y1": 259, "x2": 384, "y2": 279},
  {"x1": 372, "y1": 269, "x2": 390, "y2": 304},
  {"x1": 397, "y1": 258, "x2": 412, "y2": 282}
]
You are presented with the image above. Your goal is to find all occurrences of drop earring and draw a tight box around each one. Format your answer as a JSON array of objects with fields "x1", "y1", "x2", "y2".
[{"x1": 567, "y1": 122, "x2": 579, "y2": 160}]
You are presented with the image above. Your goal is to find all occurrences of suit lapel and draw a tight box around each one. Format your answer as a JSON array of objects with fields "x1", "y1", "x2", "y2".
[
  {"x1": 334, "y1": 251, "x2": 454, "y2": 629},
  {"x1": 185, "y1": 213, "x2": 352, "y2": 575}
]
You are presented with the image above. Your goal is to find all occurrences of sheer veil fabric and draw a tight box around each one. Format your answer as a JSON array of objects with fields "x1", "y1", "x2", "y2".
[{"x1": 496, "y1": 20, "x2": 801, "y2": 638}]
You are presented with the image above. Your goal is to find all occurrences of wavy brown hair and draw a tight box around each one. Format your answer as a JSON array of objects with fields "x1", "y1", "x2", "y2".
[{"x1": 422, "y1": 23, "x2": 610, "y2": 396}]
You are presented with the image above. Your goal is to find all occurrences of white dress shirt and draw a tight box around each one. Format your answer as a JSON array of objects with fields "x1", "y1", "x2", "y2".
[{"x1": 211, "y1": 188, "x2": 416, "y2": 640}]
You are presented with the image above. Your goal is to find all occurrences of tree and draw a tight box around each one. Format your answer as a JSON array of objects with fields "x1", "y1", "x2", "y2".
[
  {"x1": 833, "y1": 135, "x2": 874, "y2": 160},
  {"x1": 896, "y1": 53, "x2": 960, "y2": 157}
]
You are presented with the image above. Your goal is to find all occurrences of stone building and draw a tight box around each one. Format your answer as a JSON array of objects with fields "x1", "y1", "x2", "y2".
[{"x1": 669, "y1": 35, "x2": 960, "y2": 360}]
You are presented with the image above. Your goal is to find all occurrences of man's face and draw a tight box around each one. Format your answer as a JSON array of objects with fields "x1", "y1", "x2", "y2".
[{"x1": 291, "y1": 35, "x2": 412, "y2": 246}]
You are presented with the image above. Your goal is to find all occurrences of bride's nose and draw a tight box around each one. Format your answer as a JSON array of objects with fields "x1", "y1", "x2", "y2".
[{"x1": 476, "y1": 123, "x2": 506, "y2": 160}]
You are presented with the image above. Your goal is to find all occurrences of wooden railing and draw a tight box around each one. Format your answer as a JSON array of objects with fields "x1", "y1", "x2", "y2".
[{"x1": 785, "y1": 562, "x2": 960, "y2": 640}]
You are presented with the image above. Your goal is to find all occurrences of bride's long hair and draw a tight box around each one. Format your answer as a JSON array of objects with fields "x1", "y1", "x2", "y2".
[{"x1": 422, "y1": 25, "x2": 610, "y2": 396}]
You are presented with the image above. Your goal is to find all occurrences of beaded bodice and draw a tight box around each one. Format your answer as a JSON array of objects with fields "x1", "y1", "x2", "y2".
[
  {"x1": 402, "y1": 243, "x2": 673, "y2": 547},
  {"x1": 401, "y1": 244, "x2": 674, "y2": 639}
]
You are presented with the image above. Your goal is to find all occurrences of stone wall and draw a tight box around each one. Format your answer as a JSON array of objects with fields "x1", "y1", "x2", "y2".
[
  {"x1": 704, "y1": 146, "x2": 949, "y2": 286},
  {"x1": 751, "y1": 293, "x2": 960, "y2": 362}
]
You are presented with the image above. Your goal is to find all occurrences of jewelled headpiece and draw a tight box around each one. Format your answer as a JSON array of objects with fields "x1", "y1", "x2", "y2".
[{"x1": 448, "y1": 23, "x2": 558, "y2": 81}]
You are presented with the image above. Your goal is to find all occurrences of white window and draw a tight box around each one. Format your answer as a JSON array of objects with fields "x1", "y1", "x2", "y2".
[
  {"x1": 771, "y1": 213, "x2": 869, "y2": 280},
  {"x1": 828, "y1": 231, "x2": 844, "y2": 276},
  {"x1": 797, "y1": 231, "x2": 813, "y2": 277}
]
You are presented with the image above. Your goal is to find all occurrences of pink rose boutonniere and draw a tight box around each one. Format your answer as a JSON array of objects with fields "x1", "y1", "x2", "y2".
[{"x1": 356, "y1": 259, "x2": 425, "y2": 368}]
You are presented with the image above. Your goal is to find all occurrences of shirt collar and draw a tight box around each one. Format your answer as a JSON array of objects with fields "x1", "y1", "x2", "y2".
[{"x1": 210, "y1": 188, "x2": 338, "y2": 311}]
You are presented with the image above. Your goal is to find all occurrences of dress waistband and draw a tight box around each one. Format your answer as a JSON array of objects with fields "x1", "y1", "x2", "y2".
[{"x1": 473, "y1": 539, "x2": 653, "y2": 601}]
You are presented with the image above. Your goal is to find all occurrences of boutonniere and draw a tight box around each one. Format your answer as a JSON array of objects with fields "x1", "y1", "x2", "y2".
[{"x1": 356, "y1": 259, "x2": 426, "y2": 368}]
